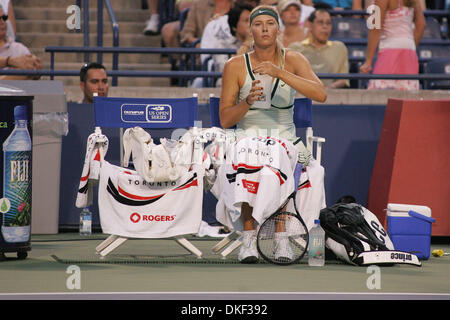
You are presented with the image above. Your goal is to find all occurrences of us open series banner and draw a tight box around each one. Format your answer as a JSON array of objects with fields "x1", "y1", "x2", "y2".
[{"x1": 93, "y1": 96, "x2": 198, "y2": 129}]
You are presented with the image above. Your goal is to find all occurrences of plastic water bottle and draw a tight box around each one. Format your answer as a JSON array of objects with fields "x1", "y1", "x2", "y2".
[
  {"x1": 308, "y1": 219, "x2": 325, "y2": 266},
  {"x1": 79, "y1": 207, "x2": 92, "y2": 235},
  {"x1": 1, "y1": 105, "x2": 32, "y2": 243}
]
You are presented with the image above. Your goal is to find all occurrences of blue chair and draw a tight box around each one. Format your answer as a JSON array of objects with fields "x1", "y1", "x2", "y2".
[
  {"x1": 209, "y1": 95, "x2": 233, "y2": 129},
  {"x1": 293, "y1": 98, "x2": 326, "y2": 165},
  {"x1": 92, "y1": 95, "x2": 204, "y2": 258},
  {"x1": 209, "y1": 96, "x2": 325, "y2": 164},
  {"x1": 422, "y1": 17, "x2": 443, "y2": 39},
  {"x1": 417, "y1": 45, "x2": 450, "y2": 59},
  {"x1": 423, "y1": 57, "x2": 450, "y2": 90},
  {"x1": 331, "y1": 17, "x2": 368, "y2": 39}
]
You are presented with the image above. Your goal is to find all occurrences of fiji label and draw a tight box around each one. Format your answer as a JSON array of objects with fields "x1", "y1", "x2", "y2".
[{"x1": 2, "y1": 151, "x2": 32, "y2": 227}]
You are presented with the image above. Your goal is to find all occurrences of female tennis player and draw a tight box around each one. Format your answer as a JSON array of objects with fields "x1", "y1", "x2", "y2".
[{"x1": 218, "y1": 5, "x2": 327, "y2": 263}]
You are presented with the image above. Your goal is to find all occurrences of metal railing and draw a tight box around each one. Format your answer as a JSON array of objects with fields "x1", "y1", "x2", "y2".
[
  {"x1": 328, "y1": 9, "x2": 450, "y2": 17},
  {"x1": 41, "y1": 4, "x2": 449, "y2": 87},
  {"x1": 43, "y1": 46, "x2": 450, "y2": 81},
  {"x1": 75, "y1": 0, "x2": 119, "y2": 85},
  {"x1": 2, "y1": 68, "x2": 450, "y2": 81}
]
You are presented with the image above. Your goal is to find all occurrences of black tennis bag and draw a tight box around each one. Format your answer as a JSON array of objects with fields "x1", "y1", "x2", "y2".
[{"x1": 319, "y1": 203, "x2": 421, "y2": 266}]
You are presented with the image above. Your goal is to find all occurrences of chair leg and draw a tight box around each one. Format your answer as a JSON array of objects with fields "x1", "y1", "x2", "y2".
[
  {"x1": 220, "y1": 237, "x2": 243, "y2": 259},
  {"x1": 95, "y1": 234, "x2": 118, "y2": 253},
  {"x1": 174, "y1": 236, "x2": 203, "y2": 258},
  {"x1": 211, "y1": 231, "x2": 241, "y2": 253},
  {"x1": 98, "y1": 237, "x2": 128, "y2": 257}
]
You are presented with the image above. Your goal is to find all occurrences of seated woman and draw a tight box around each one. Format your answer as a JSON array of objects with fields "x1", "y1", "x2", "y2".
[
  {"x1": 277, "y1": 0, "x2": 308, "y2": 48},
  {"x1": 216, "y1": 5, "x2": 327, "y2": 263}
]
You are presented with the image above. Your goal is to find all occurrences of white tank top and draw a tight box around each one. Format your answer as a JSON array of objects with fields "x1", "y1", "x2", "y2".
[
  {"x1": 237, "y1": 52, "x2": 297, "y2": 142},
  {"x1": 379, "y1": 0, "x2": 416, "y2": 51}
]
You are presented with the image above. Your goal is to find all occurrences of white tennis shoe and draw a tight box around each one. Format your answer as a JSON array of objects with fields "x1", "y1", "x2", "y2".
[
  {"x1": 238, "y1": 230, "x2": 259, "y2": 263},
  {"x1": 274, "y1": 232, "x2": 294, "y2": 262}
]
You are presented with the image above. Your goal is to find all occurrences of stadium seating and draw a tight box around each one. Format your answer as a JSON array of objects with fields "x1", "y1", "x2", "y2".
[
  {"x1": 331, "y1": 17, "x2": 368, "y2": 39},
  {"x1": 417, "y1": 45, "x2": 450, "y2": 59},
  {"x1": 423, "y1": 57, "x2": 450, "y2": 89},
  {"x1": 347, "y1": 45, "x2": 367, "y2": 89},
  {"x1": 422, "y1": 17, "x2": 444, "y2": 39}
]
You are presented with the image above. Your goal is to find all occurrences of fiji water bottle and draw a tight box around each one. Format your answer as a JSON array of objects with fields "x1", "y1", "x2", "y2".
[
  {"x1": 79, "y1": 207, "x2": 92, "y2": 235},
  {"x1": 1, "y1": 105, "x2": 32, "y2": 243},
  {"x1": 308, "y1": 219, "x2": 325, "y2": 266}
]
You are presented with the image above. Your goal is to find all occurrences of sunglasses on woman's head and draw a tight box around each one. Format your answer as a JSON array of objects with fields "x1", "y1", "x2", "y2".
[{"x1": 0, "y1": 15, "x2": 8, "y2": 21}]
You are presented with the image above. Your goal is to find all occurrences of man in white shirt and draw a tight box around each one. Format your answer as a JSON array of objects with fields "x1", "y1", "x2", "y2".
[{"x1": 192, "y1": 3, "x2": 253, "y2": 87}]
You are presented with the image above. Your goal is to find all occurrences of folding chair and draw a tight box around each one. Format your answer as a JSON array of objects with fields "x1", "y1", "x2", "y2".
[
  {"x1": 422, "y1": 17, "x2": 443, "y2": 39},
  {"x1": 92, "y1": 95, "x2": 204, "y2": 258},
  {"x1": 208, "y1": 96, "x2": 325, "y2": 258},
  {"x1": 331, "y1": 17, "x2": 368, "y2": 39}
]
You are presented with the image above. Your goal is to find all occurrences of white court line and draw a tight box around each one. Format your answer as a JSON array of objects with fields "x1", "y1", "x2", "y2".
[{"x1": 0, "y1": 291, "x2": 449, "y2": 300}]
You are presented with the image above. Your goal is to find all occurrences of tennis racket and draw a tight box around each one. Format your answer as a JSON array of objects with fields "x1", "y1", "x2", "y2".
[{"x1": 256, "y1": 163, "x2": 309, "y2": 265}]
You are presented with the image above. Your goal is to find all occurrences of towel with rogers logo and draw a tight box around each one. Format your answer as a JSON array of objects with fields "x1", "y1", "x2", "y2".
[{"x1": 98, "y1": 160, "x2": 203, "y2": 238}]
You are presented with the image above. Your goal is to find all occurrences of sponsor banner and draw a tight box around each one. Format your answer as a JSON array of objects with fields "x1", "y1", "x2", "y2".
[
  {"x1": 121, "y1": 104, "x2": 172, "y2": 124},
  {"x1": 93, "y1": 96, "x2": 197, "y2": 129},
  {"x1": 98, "y1": 161, "x2": 203, "y2": 238}
]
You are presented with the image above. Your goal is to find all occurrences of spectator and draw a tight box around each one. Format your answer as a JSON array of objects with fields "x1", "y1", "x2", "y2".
[
  {"x1": 313, "y1": 0, "x2": 361, "y2": 9},
  {"x1": 160, "y1": 1, "x2": 194, "y2": 49},
  {"x1": 260, "y1": 0, "x2": 314, "y2": 29},
  {"x1": 143, "y1": 0, "x2": 160, "y2": 35},
  {"x1": 299, "y1": 0, "x2": 316, "y2": 27},
  {"x1": 180, "y1": 0, "x2": 233, "y2": 47},
  {"x1": 278, "y1": 0, "x2": 308, "y2": 47},
  {"x1": 0, "y1": 0, "x2": 15, "y2": 39},
  {"x1": 360, "y1": 0, "x2": 425, "y2": 90},
  {"x1": 0, "y1": 6, "x2": 42, "y2": 80},
  {"x1": 259, "y1": 0, "x2": 277, "y2": 4},
  {"x1": 192, "y1": 3, "x2": 254, "y2": 87},
  {"x1": 288, "y1": 8, "x2": 350, "y2": 88},
  {"x1": 79, "y1": 62, "x2": 109, "y2": 104}
]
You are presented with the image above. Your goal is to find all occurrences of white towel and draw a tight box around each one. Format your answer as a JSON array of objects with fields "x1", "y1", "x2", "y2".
[
  {"x1": 97, "y1": 160, "x2": 203, "y2": 238},
  {"x1": 286, "y1": 159, "x2": 327, "y2": 231},
  {"x1": 123, "y1": 127, "x2": 154, "y2": 182},
  {"x1": 211, "y1": 136, "x2": 298, "y2": 231},
  {"x1": 75, "y1": 131, "x2": 109, "y2": 208}
]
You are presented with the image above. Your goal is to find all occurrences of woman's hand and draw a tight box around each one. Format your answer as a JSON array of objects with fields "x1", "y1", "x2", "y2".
[
  {"x1": 246, "y1": 79, "x2": 263, "y2": 105},
  {"x1": 9, "y1": 54, "x2": 42, "y2": 70},
  {"x1": 252, "y1": 61, "x2": 280, "y2": 78},
  {"x1": 359, "y1": 61, "x2": 372, "y2": 74}
]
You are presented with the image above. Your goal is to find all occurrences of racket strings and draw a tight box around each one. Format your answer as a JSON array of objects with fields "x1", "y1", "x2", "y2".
[{"x1": 257, "y1": 212, "x2": 308, "y2": 265}]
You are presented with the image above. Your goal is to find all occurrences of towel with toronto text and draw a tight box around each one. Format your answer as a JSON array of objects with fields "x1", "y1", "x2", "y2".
[{"x1": 97, "y1": 161, "x2": 203, "y2": 238}]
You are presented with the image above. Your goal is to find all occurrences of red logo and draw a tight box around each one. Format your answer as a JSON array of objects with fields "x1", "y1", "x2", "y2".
[
  {"x1": 130, "y1": 212, "x2": 176, "y2": 223},
  {"x1": 130, "y1": 212, "x2": 141, "y2": 223},
  {"x1": 242, "y1": 179, "x2": 259, "y2": 194}
]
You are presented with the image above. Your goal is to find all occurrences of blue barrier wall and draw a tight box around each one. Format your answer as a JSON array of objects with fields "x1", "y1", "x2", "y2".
[{"x1": 58, "y1": 102, "x2": 386, "y2": 229}]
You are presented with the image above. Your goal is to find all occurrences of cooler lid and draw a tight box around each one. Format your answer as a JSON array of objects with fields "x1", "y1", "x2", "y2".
[{"x1": 387, "y1": 203, "x2": 432, "y2": 217}]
